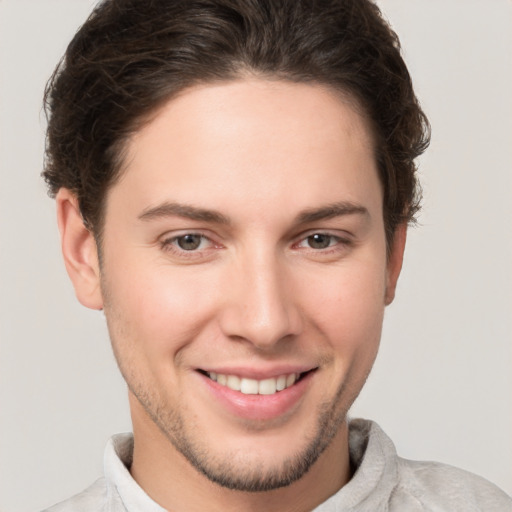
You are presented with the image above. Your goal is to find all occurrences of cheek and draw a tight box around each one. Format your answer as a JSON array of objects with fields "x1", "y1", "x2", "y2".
[
  {"x1": 301, "y1": 257, "x2": 387, "y2": 354},
  {"x1": 101, "y1": 253, "x2": 219, "y2": 359}
]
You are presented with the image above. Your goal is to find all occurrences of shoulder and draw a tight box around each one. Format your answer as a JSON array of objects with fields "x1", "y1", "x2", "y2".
[
  {"x1": 42, "y1": 478, "x2": 108, "y2": 512},
  {"x1": 393, "y1": 457, "x2": 512, "y2": 511},
  {"x1": 347, "y1": 419, "x2": 512, "y2": 512}
]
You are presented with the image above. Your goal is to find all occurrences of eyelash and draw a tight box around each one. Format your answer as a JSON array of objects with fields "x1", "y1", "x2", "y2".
[
  {"x1": 159, "y1": 231, "x2": 353, "y2": 259},
  {"x1": 294, "y1": 233, "x2": 350, "y2": 251},
  {"x1": 160, "y1": 233, "x2": 217, "y2": 259}
]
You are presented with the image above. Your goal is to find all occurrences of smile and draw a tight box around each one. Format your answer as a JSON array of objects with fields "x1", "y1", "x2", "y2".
[
  {"x1": 197, "y1": 368, "x2": 316, "y2": 421},
  {"x1": 206, "y1": 372, "x2": 302, "y2": 395}
]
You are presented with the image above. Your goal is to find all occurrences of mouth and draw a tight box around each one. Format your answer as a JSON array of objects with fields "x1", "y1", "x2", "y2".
[
  {"x1": 197, "y1": 369, "x2": 315, "y2": 396},
  {"x1": 196, "y1": 367, "x2": 318, "y2": 421}
]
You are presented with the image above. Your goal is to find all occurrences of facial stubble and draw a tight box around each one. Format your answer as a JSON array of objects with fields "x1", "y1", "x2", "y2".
[
  {"x1": 101, "y1": 268, "x2": 370, "y2": 492},
  {"x1": 114, "y1": 344, "x2": 361, "y2": 493},
  {"x1": 129, "y1": 375, "x2": 355, "y2": 492}
]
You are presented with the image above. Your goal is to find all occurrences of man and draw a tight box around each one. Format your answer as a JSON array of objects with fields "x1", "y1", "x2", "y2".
[{"x1": 41, "y1": 0, "x2": 511, "y2": 510}]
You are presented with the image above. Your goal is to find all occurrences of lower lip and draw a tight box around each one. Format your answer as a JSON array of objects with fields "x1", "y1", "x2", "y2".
[{"x1": 198, "y1": 371, "x2": 314, "y2": 421}]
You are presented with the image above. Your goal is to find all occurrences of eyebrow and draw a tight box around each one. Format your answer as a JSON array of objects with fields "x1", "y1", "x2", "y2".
[
  {"x1": 138, "y1": 202, "x2": 231, "y2": 225},
  {"x1": 295, "y1": 201, "x2": 369, "y2": 224},
  {"x1": 138, "y1": 200, "x2": 369, "y2": 225}
]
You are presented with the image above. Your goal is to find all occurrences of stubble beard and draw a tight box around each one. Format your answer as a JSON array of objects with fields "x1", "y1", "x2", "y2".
[
  {"x1": 102, "y1": 281, "x2": 366, "y2": 493},
  {"x1": 127, "y1": 374, "x2": 353, "y2": 493}
]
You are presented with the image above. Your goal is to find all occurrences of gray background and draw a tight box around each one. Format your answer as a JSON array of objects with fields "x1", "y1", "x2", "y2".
[{"x1": 1, "y1": 0, "x2": 511, "y2": 510}]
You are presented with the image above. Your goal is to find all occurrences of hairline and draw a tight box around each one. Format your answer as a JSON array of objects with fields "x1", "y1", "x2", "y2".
[{"x1": 91, "y1": 73, "x2": 382, "y2": 248}]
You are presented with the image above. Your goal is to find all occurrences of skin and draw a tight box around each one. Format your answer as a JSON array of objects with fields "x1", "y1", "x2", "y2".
[{"x1": 57, "y1": 79, "x2": 406, "y2": 512}]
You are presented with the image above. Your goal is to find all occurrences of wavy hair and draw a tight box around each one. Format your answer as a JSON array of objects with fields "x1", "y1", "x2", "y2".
[{"x1": 43, "y1": 0, "x2": 430, "y2": 246}]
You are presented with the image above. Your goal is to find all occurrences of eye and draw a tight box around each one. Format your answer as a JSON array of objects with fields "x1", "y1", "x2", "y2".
[
  {"x1": 298, "y1": 233, "x2": 341, "y2": 250},
  {"x1": 175, "y1": 234, "x2": 206, "y2": 251},
  {"x1": 161, "y1": 233, "x2": 213, "y2": 253}
]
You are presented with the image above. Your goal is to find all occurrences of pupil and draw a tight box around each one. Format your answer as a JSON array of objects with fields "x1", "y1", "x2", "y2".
[
  {"x1": 308, "y1": 234, "x2": 330, "y2": 249},
  {"x1": 178, "y1": 234, "x2": 201, "y2": 250}
]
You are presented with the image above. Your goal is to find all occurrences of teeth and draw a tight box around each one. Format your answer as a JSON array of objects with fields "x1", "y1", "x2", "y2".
[
  {"x1": 258, "y1": 378, "x2": 277, "y2": 395},
  {"x1": 276, "y1": 375, "x2": 286, "y2": 391},
  {"x1": 286, "y1": 373, "x2": 297, "y2": 387},
  {"x1": 227, "y1": 375, "x2": 241, "y2": 391},
  {"x1": 207, "y1": 371, "x2": 301, "y2": 395},
  {"x1": 240, "y1": 378, "x2": 259, "y2": 394}
]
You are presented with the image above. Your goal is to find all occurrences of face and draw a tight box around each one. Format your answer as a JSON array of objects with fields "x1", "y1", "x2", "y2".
[{"x1": 84, "y1": 80, "x2": 402, "y2": 491}]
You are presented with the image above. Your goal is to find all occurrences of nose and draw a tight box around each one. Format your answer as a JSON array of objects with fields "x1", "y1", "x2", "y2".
[{"x1": 218, "y1": 252, "x2": 302, "y2": 350}]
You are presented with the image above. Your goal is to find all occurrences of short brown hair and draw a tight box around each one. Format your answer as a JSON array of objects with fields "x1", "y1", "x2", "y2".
[{"x1": 43, "y1": 0, "x2": 430, "y2": 245}]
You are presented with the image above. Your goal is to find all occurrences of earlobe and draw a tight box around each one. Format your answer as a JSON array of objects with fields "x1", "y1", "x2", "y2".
[
  {"x1": 56, "y1": 188, "x2": 103, "y2": 310},
  {"x1": 384, "y1": 223, "x2": 407, "y2": 305}
]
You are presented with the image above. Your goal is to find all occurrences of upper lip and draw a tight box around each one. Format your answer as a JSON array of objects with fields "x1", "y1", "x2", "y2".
[{"x1": 196, "y1": 365, "x2": 317, "y2": 380}]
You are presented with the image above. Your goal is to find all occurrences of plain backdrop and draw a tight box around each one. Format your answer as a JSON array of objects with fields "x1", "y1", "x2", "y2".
[{"x1": 1, "y1": 0, "x2": 511, "y2": 510}]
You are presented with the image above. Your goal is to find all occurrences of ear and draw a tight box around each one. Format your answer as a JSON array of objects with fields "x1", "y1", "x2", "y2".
[
  {"x1": 384, "y1": 223, "x2": 407, "y2": 305},
  {"x1": 56, "y1": 188, "x2": 103, "y2": 310}
]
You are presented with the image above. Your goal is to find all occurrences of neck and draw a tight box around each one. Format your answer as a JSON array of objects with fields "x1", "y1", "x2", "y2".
[{"x1": 129, "y1": 396, "x2": 352, "y2": 512}]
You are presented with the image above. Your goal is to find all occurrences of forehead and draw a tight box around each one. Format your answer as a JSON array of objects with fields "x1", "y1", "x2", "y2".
[{"x1": 108, "y1": 79, "x2": 380, "y2": 223}]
